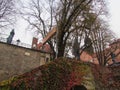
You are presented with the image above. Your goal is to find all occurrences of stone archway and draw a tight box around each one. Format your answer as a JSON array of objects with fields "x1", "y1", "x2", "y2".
[{"x1": 70, "y1": 85, "x2": 87, "y2": 90}]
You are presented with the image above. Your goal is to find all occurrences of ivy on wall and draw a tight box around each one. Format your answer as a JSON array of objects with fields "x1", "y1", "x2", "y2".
[
  {"x1": 1, "y1": 58, "x2": 119, "y2": 90},
  {"x1": 0, "y1": 58, "x2": 93, "y2": 90}
]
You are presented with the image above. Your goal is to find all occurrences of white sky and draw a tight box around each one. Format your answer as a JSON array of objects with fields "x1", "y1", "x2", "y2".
[
  {"x1": 108, "y1": 0, "x2": 120, "y2": 38},
  {"x1": 4, "y1": 1, "x2": 120, "y2": 45},
  {"x1": 13, "y1": 17, "x2": 33, "y2": 45}
]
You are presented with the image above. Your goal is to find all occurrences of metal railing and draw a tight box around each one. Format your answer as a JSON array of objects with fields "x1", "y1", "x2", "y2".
[{"x1": 11, "y1": 40, "x2": 32, "y2": 48}]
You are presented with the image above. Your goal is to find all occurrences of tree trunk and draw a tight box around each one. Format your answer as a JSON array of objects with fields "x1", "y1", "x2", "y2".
[
  {"x1": 56, "y1": 29, "x2": 65, "y2": 58},
  {"x1": 51, "y1": 50, "x2": 56, "y2": 60},
  {"x1": 57, "y1": 43, "x2": 65, "y2": 57}
]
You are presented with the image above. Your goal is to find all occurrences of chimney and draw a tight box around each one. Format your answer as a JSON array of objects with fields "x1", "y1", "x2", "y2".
[{"x1": 32, "y1": 37, "x2": 38, "y2": 49}]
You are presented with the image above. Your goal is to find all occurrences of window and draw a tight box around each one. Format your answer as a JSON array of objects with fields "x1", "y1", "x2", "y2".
[{"x1": 46, "y1": 57, "x2": 49, "y2": 62}]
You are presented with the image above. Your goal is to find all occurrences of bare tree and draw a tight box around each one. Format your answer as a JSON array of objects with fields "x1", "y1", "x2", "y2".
[
  {"x1": 60, "y1": 0, "x2": 109, "y2": 58},
  {"x1": 90, "y1": 18, "x2": 116, "y2": 66},
  {"x1": 19, "y1": 0, "x2": 57, "y2": 58},
  {"x1": 55, "y1": 0, "x2": 94, "y2": 57},
  {"x1": 0, "y1": 0, "x2": 16, "y2": 30},
  {"x1": 20, "y1": 0, "x2": 112, "y2": 60}
]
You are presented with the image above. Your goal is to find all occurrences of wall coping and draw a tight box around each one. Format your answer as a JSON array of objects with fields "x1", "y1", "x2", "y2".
[{"x1": 0, "y1": 41, "x2": 50, "y2": 54}]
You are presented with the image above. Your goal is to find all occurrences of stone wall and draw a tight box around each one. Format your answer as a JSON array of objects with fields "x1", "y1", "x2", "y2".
[{"x1": 0, "y1": 42, "x2": 51, "y2": 81}]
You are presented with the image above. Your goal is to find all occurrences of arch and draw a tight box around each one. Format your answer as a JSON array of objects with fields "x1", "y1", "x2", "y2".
[{"x1": 70, "y1": 85, "x2": 87, "y2": 90}]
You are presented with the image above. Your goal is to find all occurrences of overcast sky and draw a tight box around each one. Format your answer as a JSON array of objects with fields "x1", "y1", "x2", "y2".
[
  {"x1": 9, "y1": 1, "x2": 120, "y2": 45},
  {"x1": 108, "y1": 0, "x2": 120, "y2": 38}
]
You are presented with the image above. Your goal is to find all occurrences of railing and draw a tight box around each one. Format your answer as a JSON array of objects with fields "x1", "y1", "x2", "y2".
[
  {"x1": 0, "y1": 33, "x2": 31, "y2": 48},
  {"x1": 11, "y1": 40, "x2": 32, "y2": 48}
]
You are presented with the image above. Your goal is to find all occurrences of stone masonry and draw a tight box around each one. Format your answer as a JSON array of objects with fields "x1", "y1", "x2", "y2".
[{"x1": 0, "y1": 42, "x2": 50, "y2": 81}]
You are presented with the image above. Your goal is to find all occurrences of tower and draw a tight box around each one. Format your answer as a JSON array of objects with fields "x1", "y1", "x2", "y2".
[
  {"x1": 7, "y1": 29, "x2": 15, "y2": 44},
  {"x1": 31, "y1": 37, "x2": 38, "y2": 49}
]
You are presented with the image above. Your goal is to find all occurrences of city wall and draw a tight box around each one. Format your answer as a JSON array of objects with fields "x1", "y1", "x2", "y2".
[{"x1": 0, "y1": 42, "x2": 50, "y2": 81}]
